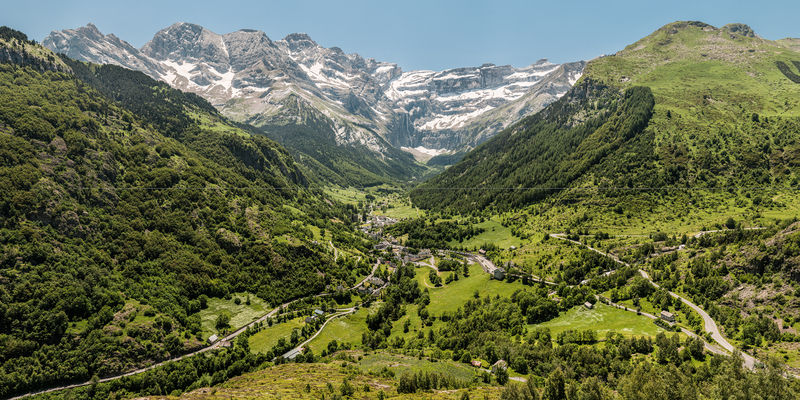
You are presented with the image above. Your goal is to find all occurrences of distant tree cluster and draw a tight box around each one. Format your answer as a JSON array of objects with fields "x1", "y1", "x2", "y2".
[{"x1": 386, "y1": 218, "x2": 485, "y2": 249}]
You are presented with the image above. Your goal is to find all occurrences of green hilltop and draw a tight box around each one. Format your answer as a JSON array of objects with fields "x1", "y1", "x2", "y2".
[{"x1": 411, "y1": 21, "x2": 800, "y2": 212}]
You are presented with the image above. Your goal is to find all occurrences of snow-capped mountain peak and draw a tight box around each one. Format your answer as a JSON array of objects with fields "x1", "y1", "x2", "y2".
[{"x1": 43, "y1": 23, "x2": 585, "y2": 158}]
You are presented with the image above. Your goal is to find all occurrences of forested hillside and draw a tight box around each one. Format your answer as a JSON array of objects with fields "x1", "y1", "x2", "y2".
[
  {"x1": 412, "y1": 21, "x2": 800, "y2": 212},
  {"x1": 0, "y1": 28, "x2": 367, "y2": 397},
  {"x1": 249, "y1": 99, "x2": 426, "y2": 187},
  {"x1": 412, "y1": 81, "x2": 655, "y2": 210}
]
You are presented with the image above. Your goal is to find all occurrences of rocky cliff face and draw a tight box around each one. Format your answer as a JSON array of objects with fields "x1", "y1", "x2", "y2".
[
  {"x1": 384, "y1": 60, "x2": 585, "y2": 150},
  {"x1": 43, "y1": 24, "x2": 160, "y2": 75},
  {"x1": 44, "y1": 23, "x2": 585, "y2": 160}
]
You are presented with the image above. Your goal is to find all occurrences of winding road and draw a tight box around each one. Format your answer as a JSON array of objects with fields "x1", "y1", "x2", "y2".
[
  {"x1": 549, "y1": 233, "x2": 760, "y2": 370},
  {"x1": 281, "y1": 308, "x2": 356, "y2": 360}
]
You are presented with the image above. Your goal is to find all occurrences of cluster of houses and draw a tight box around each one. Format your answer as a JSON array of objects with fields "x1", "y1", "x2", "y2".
[
  {"x1": 373, "y1": 241, "x2": 437, "y2": 268},
  {"x1": 305, "y1": 309, "x2": 325, "y2": 324},
  {"x1": 361, "y1": 215, "x2": 399, "y2": 240},
  {"x1": 356, "y1": 276, "x2": 386, "y2": 296},
  {"x1": 469, "y1": 359, "x2": 509, "y2": 375},
  {"x1": 402, "y1": 248, "x2": 431, "y2": 264},
  {"x1": 374, "y1": 241, "x2": 399, "y2": 251}
]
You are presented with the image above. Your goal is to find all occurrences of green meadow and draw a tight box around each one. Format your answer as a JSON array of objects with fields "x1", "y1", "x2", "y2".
[
  {"x1": 248, "y1": 317, "x2": 305, "y2": 353},
  {"x1": 531, "y1": 302, "x2": 668, "y2": 338},
  {"x1": 416, "y1": 263, "x2": 527, "y2": 315},
  {"x1": 196, "y1": 292, "x2": 270, "y2": 340}
]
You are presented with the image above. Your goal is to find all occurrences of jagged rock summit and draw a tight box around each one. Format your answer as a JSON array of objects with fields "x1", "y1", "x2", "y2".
[{"x1": 44, "y1": 23, "x2": 585, "y2": 161}]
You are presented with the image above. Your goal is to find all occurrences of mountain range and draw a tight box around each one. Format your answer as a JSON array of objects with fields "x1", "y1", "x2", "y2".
[{"x1": 43, "y1": 23, "x2": 584, "y2": 182}]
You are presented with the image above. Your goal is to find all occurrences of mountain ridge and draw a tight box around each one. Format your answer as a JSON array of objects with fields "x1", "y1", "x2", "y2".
[{"x1": 43, "y1": 22, "x2": 584, "y2": 172}]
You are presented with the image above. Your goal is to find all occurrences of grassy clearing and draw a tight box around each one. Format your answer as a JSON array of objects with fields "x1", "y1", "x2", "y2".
[
  {"x1": 614, "y1": 294, "x2": 699, "y2": 333},
  {"x1": 196, "y1": 293, "x2": 270, "y2": 340},
  {"x1": 373, "y1": 193, "x2": 424, "y2": 220},
  {"x1": 65, "y1": 319, "x2": 88, "y2": 335},
  {"x1": 357, "y1": 351, "x2": 480, "y2": 382},
  {"x1": 374, "y1": 202, "x2": 422, "y2": 219},
  {"x1": 324, "y1": 186, "x2": 368, "y2": 206},
  {"x1": 389, "y1": 303, "x2": 422, "y2": 340},
  {"x1": 190, "y1": 111, "x2": 249, "y2": 137},
  {"x1": 765, "y1": 342, "x2": 800, "y2": 369},
  {"x1": 451, "y1": 217, "x2": 523, "y2": 250},
  {"x1": 417, "y1": 263, "x2": 526, "y2": 315},
  {"x1": 248, "y1": 317, "x2": 305, "y2": 354},
  {"x1": 531, "y1": 302, "x2": 668, "y2": 338},
  {"x1": 306, "y1": 304, "x2": 378, "y2": 352}
]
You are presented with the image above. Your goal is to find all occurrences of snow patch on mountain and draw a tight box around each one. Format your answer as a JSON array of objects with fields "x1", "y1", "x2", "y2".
[{"x1": 401, "y1": 146, "x2": 449, "y2": 156}]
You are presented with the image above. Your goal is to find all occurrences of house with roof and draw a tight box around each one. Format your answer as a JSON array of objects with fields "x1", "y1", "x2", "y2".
[
  {"x1": 491, "y1": 359, "x2": 508, "y2": 374},
  {"x1": 208, "y1": 334, "x2": 219, "y2": 344},
  {"x1": 493, "y1": 267, "x2": 506, "y2": 280},
  {"x1": 357, "y1": 285, "x2": 372, "y2": 296},
  {"x1": 367, "y1": 277, "x2": 385, "y2": 287},
  {"x1": 660, "y1": 310, "x2": 675, "y2": 323}
]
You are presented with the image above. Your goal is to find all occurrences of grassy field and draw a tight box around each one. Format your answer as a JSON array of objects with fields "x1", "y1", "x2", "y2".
[
  {"x1": 374, "y1": 203, "x2": 422, "y2": 219},
  {"x1": 389, "y1": 303, "x2": 422, "y2": 340},
  {"x1": 765, "y1": 342, "x2": 800, "y2": 369},
  {"x1": 450, "y1": 217, "x2": 523, "y2": 250},
  {"x1": 196, "y1": 293, "x2": 270, "y2": 340},
  {"x1": 305, "y1": 304, "x2": 378, "y2": 353},
  {"x1": 416, "y1": 263, "x2": 526, "y2": 315},
  {"x1": 372, "y1": 193, "x2": 424, "y2": 220},
  {"x1": 248, "y1": 317, "x2": 305, "y2": 354},
  {"x1": 531, "y1": 302, "x2": 667, "y2": 338},
  {"x1": 324, "y1": 186, "x2": 368, "y2": 206},
  {"x1": 357, "y1": 352, "x2": 480, "y2": 382}
]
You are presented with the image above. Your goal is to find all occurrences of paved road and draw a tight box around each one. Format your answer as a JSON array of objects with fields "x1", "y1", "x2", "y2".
[
  {"x1": 692, "y1": 227, "x2": 765, "y2": 239},
  {"x1": 352, "y1": 260, "x2": 381, "y2": 290},
  {"x1": 550, "y1": 232, "x2": 760, "y2": 370},
  {"x1": 550, "y1": 233, "x2": 629, "y2": 266},
  {"x1": 329, "y1": 240, "x2": 339, "y2": 262},
  {"x1": 600, "y1": 295, "x2": 729, "y2": 357},
  {"x1": 638, "y1": 269, "x2": 757, "y2": 369}
]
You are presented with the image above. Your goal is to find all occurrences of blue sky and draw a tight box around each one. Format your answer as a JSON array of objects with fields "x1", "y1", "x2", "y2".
[{"x1": 3, "y1": 0, "x2": 799, "y2": 71}]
